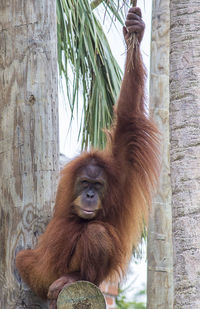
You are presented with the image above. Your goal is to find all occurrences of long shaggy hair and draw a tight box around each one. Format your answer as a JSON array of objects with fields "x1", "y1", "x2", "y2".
[{"x1": 16, "y1": 20, "x2": 160, "y2": 299}]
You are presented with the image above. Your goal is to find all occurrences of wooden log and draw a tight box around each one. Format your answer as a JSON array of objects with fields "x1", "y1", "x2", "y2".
[
  {"x1": 0, "y1": 0, "x2": 58, "y2": 307},
  {"x1": 57, "y1": 281, "x2": 106, "y2": 309}
]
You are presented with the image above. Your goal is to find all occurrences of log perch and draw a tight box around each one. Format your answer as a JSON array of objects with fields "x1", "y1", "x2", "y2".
[{"x1": 57, "y1": 281, "x2": 106, "y2": 309}]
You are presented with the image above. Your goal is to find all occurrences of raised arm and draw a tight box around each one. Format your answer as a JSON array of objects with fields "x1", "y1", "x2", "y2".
[
  {"x1": 111, "y1": 7, "x2": 159, "y2": 184},
  {"x1": 116, "y1": 7, "x2": 146, "y2": 118}
]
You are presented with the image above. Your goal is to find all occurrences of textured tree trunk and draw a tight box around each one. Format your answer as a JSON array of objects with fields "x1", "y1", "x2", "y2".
[
  {"x1": 0, "y1": 1, "x2": 59, "y2": 308},
  {"x1": 170, "y1": 1, "x2": 200, "y2": 308},
  {"x1": 147, "y1": 0, "x2": 173, "y2": 308}
]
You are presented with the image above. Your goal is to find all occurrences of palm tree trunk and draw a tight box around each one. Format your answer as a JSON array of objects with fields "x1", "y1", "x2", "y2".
[
  {"x1": 0, "y1": 1, "x2": 59, "y2": 308},
  {"x1": 147, "y1": 0, "x2": 173, "y2": 307},
  {"x1": 170, "y1": 0, "x2": 200, "y2": 307}
]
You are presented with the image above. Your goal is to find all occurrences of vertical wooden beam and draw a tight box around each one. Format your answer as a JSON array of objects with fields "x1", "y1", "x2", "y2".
[
  {"x1": 0, "y1": 0, "x2": 59, "y2": 308},
  {"x1": 147, "y1": 0, "x2": 173, "y2": 307}
]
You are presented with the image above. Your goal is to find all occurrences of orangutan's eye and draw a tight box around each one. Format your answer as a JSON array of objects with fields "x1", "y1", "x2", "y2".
[
  {"x1": 81, "y1": 180, "x2": 89, "y2": 188},
  {"x1": 94, "y1": 182, "x2": 103, "y2": 190}
]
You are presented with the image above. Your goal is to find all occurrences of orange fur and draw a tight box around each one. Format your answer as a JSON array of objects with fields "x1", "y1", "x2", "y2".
[{"x1": 16, "y1": 24, "x2": 160, "y2": 299}]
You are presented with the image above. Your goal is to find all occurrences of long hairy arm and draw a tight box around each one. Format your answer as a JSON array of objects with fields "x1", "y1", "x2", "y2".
[{"x1": 111, "y1": 7, "x2": 159, "y2": 185}]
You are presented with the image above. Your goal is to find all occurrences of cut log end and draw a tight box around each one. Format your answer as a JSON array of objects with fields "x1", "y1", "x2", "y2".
[{"x1": 57, "y1": 281, "x2": 106, "y2": 309}]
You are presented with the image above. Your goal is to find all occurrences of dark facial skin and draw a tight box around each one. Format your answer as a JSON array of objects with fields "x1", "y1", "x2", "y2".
[{"x1": 72, "y1": 163, "x2": 106, "y2": 220}]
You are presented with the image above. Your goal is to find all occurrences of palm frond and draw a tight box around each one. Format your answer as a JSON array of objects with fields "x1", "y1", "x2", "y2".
[{"x1": 57, "y1": 0, "x2": 123, "y2": 149}]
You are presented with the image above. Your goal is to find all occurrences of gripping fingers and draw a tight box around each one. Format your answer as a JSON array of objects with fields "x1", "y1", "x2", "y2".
[
  {"x1": 128, "y1": 7, "x2": 142, "y2": 17},
  {"x1": 126, "y1": 12, "x2": 141, "y2": 21},
  {"x1": 123, "y1": 7, "x2": 145, "y2": 43},
  {"x1": 48, "y1": 276, "x2": 69, "y2": 300},
  {"x1": 125, "y1": 19, "x2": 140, "y2": 26},
  {"x1": 127, "y1": 25, "x2": 144, "y2": 34},
  {"x1": 125, "y1": 20, "x2": 145, "y2": 33},
  {"x1": 125, "y1": 20, "x2": 144, "y2": 27},
  {"x1": 49, "y1": 300, "x2": 57, "y2": 309}
]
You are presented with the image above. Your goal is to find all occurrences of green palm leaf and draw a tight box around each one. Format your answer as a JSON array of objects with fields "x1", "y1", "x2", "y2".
[{"x1": 57, "y1": 0, "x2": 123, "y2": 149}]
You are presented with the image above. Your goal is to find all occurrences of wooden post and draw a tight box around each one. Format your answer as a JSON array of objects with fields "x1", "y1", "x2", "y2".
[
  {"x1": 0, "y1": 0, "x2": 58, "y2": 307},
  {"x1": 147, "y1": 0, "x2": 173, "y2": 308},
  {"x1": 57, "y1": 281, "x2": 106, "y2": 309}
]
